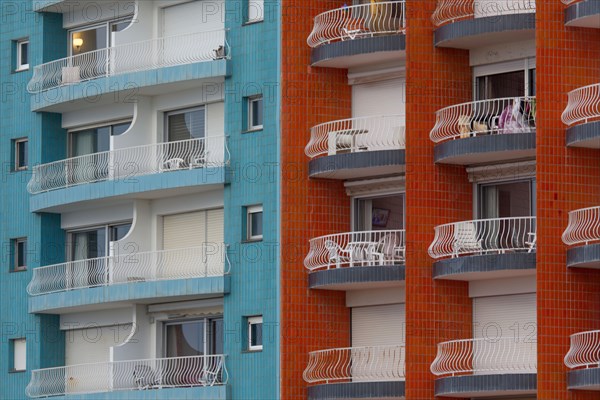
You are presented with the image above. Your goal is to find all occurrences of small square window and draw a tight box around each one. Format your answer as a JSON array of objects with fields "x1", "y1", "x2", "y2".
[
  {"x1": 247, "y1": 205, "x2": 263, "y2": 241},
  {"x1": 14, "y1": 138, "x2": 28, "y2": 170},
  {"x1": 12, "y1": 238, "x2": 27, "y2": 272},
  {"x1": 248, "y1": 96, "x2": 263, "y2": 131},
  {"x1": 10, "y1": 338, "x2": 26, "y2": 372},
  {"x1": 247, "y1": 0, "x2": 264, "y2": 23},
  {"x1": 16, "y1": 39, "x2": 29, "y2": 72},
  {"x1": 247, "y1": 316, "x2": 263, "y2": 351}
]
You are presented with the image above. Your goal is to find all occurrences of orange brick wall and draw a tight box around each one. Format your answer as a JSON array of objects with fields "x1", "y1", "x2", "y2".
[
  {"x1": 280, "y1": 2, "x2": 353, "y2": 399},
  {"x1": 404, "y1": 1, "x2": 474, "y2": 398},
  {"x1": 536, "y1": 2, "x2": 600, "y2": 399}
]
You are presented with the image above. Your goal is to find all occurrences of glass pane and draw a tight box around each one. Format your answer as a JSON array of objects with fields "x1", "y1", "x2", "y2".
[
  {"x1": 71, "y1": 228, "x2": 106, "y2": 260},
  {"x1": 70, "y1": 128, "x2": 110, "y2": 156},
  {"x1": 71, "y1": 25, "x2": 107, "y2": 54},
  {"x1": 17, "y1": 141, "x2": 27, "y2": 168},
  {"x1": 251, "y1": 211, "x2": 263, "y2": 237},
  {"x1": 96, "y1": 127, "x2": 110, "y2": 152},
  {"x1": 251, "y1": 98, "x2": 263, "y2": 127},
  {"x1": 111, "y1": 123, "x2": 130, "y2": 136},
  {"x1": 110, "y1": 224, "x2": 131, "y2": 241},
  {"x1": 250, "y1": 322, "x2": 262, "y2": 347},
  {"x1": 168, "y1": 109, "x2": 205, "y2": 142},
  {"x1": 20, "y1": 42, "x2": 28, "y2": 65},
  {"x1": 529, "y1": 69, "x2": 536, "y2": 96},
  {"x1": 111, "y1": 19, "x2": 131, "y2": 33},
  {"x1": 210, "y1": 319, "x2": 224, "y2": 355},
  {"x1": 17, "y1": 241, "x2": 26, "y2": 267},
  {"x1": 477, "y1": 70, "x2": 525, "y2": 100},
  {"x1": 480, "y1": 181, "x2": 531, "y2": 219},
  {"x1": 166, "y1": 321, "x2": 205, "y2": 357}
]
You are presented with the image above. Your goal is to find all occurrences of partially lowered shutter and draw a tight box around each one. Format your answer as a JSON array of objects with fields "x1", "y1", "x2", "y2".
[
  {"x1": 65, "y1": 324, "x2": 132, "y2": 366},
  {"x1": 472, "y1": 293, "x2": 536, "y2": 374},
  {"x1": 352, "y1": 79, "x2": 405, "y2": 118},
  {"x1": 162, "y1": 0, "x2": 224, "y2": 36},
  {"x1": 351, "y1": 304, "x2": 405, "y2": 382}
]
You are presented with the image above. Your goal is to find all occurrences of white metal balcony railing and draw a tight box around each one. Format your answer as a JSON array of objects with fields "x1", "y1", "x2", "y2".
[
  {"x1": 303, "y1": 345, "x2": 405, "y2": 384},
  {"x1": 27, "y1": 137, "x2": 229, "y2": 194},
  {"x1": 562, "y1": 0, "x2": 585, "y2": 5},
  {"x1": 26, "y1": 355, "x2": 228, "y2": 398},
  {"x1": 428, "y1": 217, "x2": 536, "y2": 259},
  {"x1": 304, "y1": 230, "x2": 406, "y2": 271},
  {"x1": 432, "y1": 0, "x2": 536, "y2": 27},
  {"x1": 307, "y1": 1, "x2": 406, "y2": 48},
  {"x1": 564, "y1": 330, "x2": 600, "y2": 369},
  {"x1": 562, "y1": 206, "x2": 600, "y2": 246},
  {"x1": 430, "y1": 338, "x2": 537, "y2": 377},
  {"x1": 304, "y1": 115, "x2": 405, "y2": 159},
  {"x1": 27, "y1": 30, "x2": 229, "y2": 93},
  {"x1": 561, "y1": 83, "x2": 600, "y2": 127},
  {"x1": 27, "y1": 245, "x2": 230, "y2": 296},
  {"x1": 430, "y1": 97, "x2": 536, "y2": 143}
]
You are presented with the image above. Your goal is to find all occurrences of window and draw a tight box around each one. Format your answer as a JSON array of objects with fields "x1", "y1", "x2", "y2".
[
  {"x1": 68, "y1": 121, "x2": 131, "y2": 158},
  {"x1": 247, "y1": 316, "x2": 263, "y2": 351},
  {"x1": 14, "y1": 138, "x2": 28, "y2": 171},
  {"x1": 247, "y1": 96, "x2": 263, "y2": 131},
  {"x1": 69, "y1": 18, "x2": 132, "y2": 56},
  {"x1": 474, "y1": 59, "x2": 536, "y2": 100},
  {"x1": 246, "y1": 205, "x2": 263, "y2": 240},
  {"x1": 354, "y1": 194, "x2": 405, "y2": 231},
  {"x1": 15, "y1": 39, "x2": 29, "y2": 71},
  {"x1": 478, "y1": 180, "x2": 535, "y2": 219},
  {"x1": 247, "y1": 0, "x2": 264, "y2": 23},
  {"x1": 165, "y1": 107, "x2": 205, "y2": 142},
  {"x1": 164, "y1": 317, "x2": 223, "y2": 358},
  {"x1": 12, "y1": 238, "x2": 27, "y2": 272},
  {"x1": 10, "y1": 338, "x2": 26, "y2": 372}
]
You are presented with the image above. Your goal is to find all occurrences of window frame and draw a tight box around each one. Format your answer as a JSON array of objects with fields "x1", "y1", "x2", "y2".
[
  {"x1": 14, "y1": 138, "x2": 28, "y2": 171},
  {"x1": 12, "y1": 238, "x2": 27, "y2": 272},
  {"x1": 247, "y1": 316, "x2": 263, "y2": 351},
  {"x1": 246, "y1": 205, "x2": 263, "y2": 241},
  {"x1": 67, "y1": 120, "x2": 131, "y2": 157},
  {"x1": 476, "y1": 178, "x2": 536, "y2": 219},
  {"x1": 164, "y1": 106, "x2": 206, "y2": 143},
  {"x1": 473, "y1": 58, "x2": 536, "y2": 100},
  {"x1": 66, "y1": 221, "x2": 132, "y2": 262},
  {"x1": 162, "y1": 316, "x2": 223, "y2": 358},
  {"x1": 247, "y1": 95, "x2": 264, "y2": 131},
  {"x1": 15, "y1": 39, "x2": 29, "y2": 72},
  {"x1": 10, "y1": 338, "x2": 26, "y2": 373},
  {"x1": 68, "y1": 17, "x2": 132, "y2": 56}
]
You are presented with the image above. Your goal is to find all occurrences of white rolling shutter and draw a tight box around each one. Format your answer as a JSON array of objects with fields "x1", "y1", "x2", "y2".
[
  {"x1": 65, "y1": 324, "x2": 132, "y2": 365},
  {"x1": 206, "y1": 208, "x2": 224, "y2": 244},
  {"x1": 352, "y1": 79, "x2": 405, "y2": 118},
  {"x1": 163, "y1": 211, "x2": 206, "y2": 250},
  {"x1": 351, "y1": 304, "x2": 405, "y2": 382},
  {"x1": 473, "y1": 293, "x2": 536, "y2": 374},
  {"x1": 162, "y1": 0, "x2": 224, "y2": 36}
]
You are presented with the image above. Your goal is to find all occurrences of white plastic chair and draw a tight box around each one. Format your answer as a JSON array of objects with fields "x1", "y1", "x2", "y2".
[
  {"x1": 453, "y1": 222, "x2": 483, "y2": 257},
  {"x1": 325, "y1": 240, "x2": 351, "y2": 269}
]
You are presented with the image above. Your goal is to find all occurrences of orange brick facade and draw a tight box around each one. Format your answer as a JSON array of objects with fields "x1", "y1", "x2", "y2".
[{"x1": 536, "y1": 1, "x2": 600, "y2": 399}]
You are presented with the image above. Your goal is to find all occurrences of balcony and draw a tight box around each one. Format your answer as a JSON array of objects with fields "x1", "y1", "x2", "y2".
[
  {"x1": 564, "y1": 330, "x2": 600, "y2": 390},
  {"x1": 27, "y1": 137, "x2": 229, "y2": 211},
  {"x1": 563, "y1": 0, "x2": 600, "y2": 28},
  {"x1": 306, "y1": 115, "x2": 405, "y2": 180},
  {"x1": 303, "y1": 346, "x2": 405, "y2": 399},
  {"x1": 304, "y1": 230, "x2": 405, "y2": 290},
  {"x1": 28, "y1": 246, "x2": 230, "y2": 314},
  {"x1": 431, "y1": 338, "x2": 537, "y2": 397},
  {"x1": 429, "y1": 217, "x2": 536, "y2": 280},
  {"x1": 432, "y1": 0, "x2": 536, "y2": 49},
  {"x1": 26, "y1": 355, "x2": 228, "y2": 398},
  {"x1": 562, "y1": 83, "x2": 600, "y2": 148},
  {"x1": 28, "y1": 30, "x2": 229, "y2": 111},
  {"x1": 307, "y1": 1, "x2": 406, "y2": 68},
  {"x1": 562, "y1": 206, "x2": 600, "y2": 269},
  {"x1": 430, "y1": 97, "x2": 536, "y2": 165}
]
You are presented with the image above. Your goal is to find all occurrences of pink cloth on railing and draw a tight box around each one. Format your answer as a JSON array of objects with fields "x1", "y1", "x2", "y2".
[{"x1": 497, "y1": 98, "x2": 529, "y2": 134}]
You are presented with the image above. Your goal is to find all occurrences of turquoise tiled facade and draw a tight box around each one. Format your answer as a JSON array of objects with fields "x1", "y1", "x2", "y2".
[{"x1": 1, "y1": 1, "x2": 281, "y2": 399}]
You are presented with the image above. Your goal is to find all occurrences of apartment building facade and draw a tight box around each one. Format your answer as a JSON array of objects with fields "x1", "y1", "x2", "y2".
[{"x1": 1, "y1": 0, "x2": 600, "y2": 399}]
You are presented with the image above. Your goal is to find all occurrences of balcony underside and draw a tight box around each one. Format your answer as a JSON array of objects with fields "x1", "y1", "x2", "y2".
[
  {"x1": 308, "y1": 265, "x2": 405, "y2": 290},
  {"x1": 31, "y1": 61, "x2": 228, "y2": 113},
  {"x1": 567, "y1": 243, "x2": 600, "y2": 269},
  {"x1": 434, "y1": 374, "x2": 537, "y2": 398},
  {"x1": 434, "y1": 14, "x2": 535, "y2": 49},
  {"x1": 308, "y1": 149, "x2": 405, "y2": 180},
  {"x1": 566, "y1": 121, "x2": 600, "y2": 148},
  {"x1": 308, "y1": 381, "x2": 405, "y2": 400},
  {"x1": 30, "y1": 167, "x2": 226, "y2": 213},
  {"x1": 311, "y1": 34, "x2": 405, "y2": 68},
  {"x1": 29, "y1": 276, "x2": 230, "y2": 314},
  {"x1": 434, "y1": 132, "x2": 535, "y2": 165},
  {"x1": 433, "y1": 253, "x2": 536, "y2": 281},
  {"x1": 565, "y1": 1, "x2": 600, "y2": 29},
  {"x1": 30, "y1": 385, "x2": 229, "y2": 399},
  {"x1": 568, "y1": 368, "x2": 600, "y2": 391}
]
